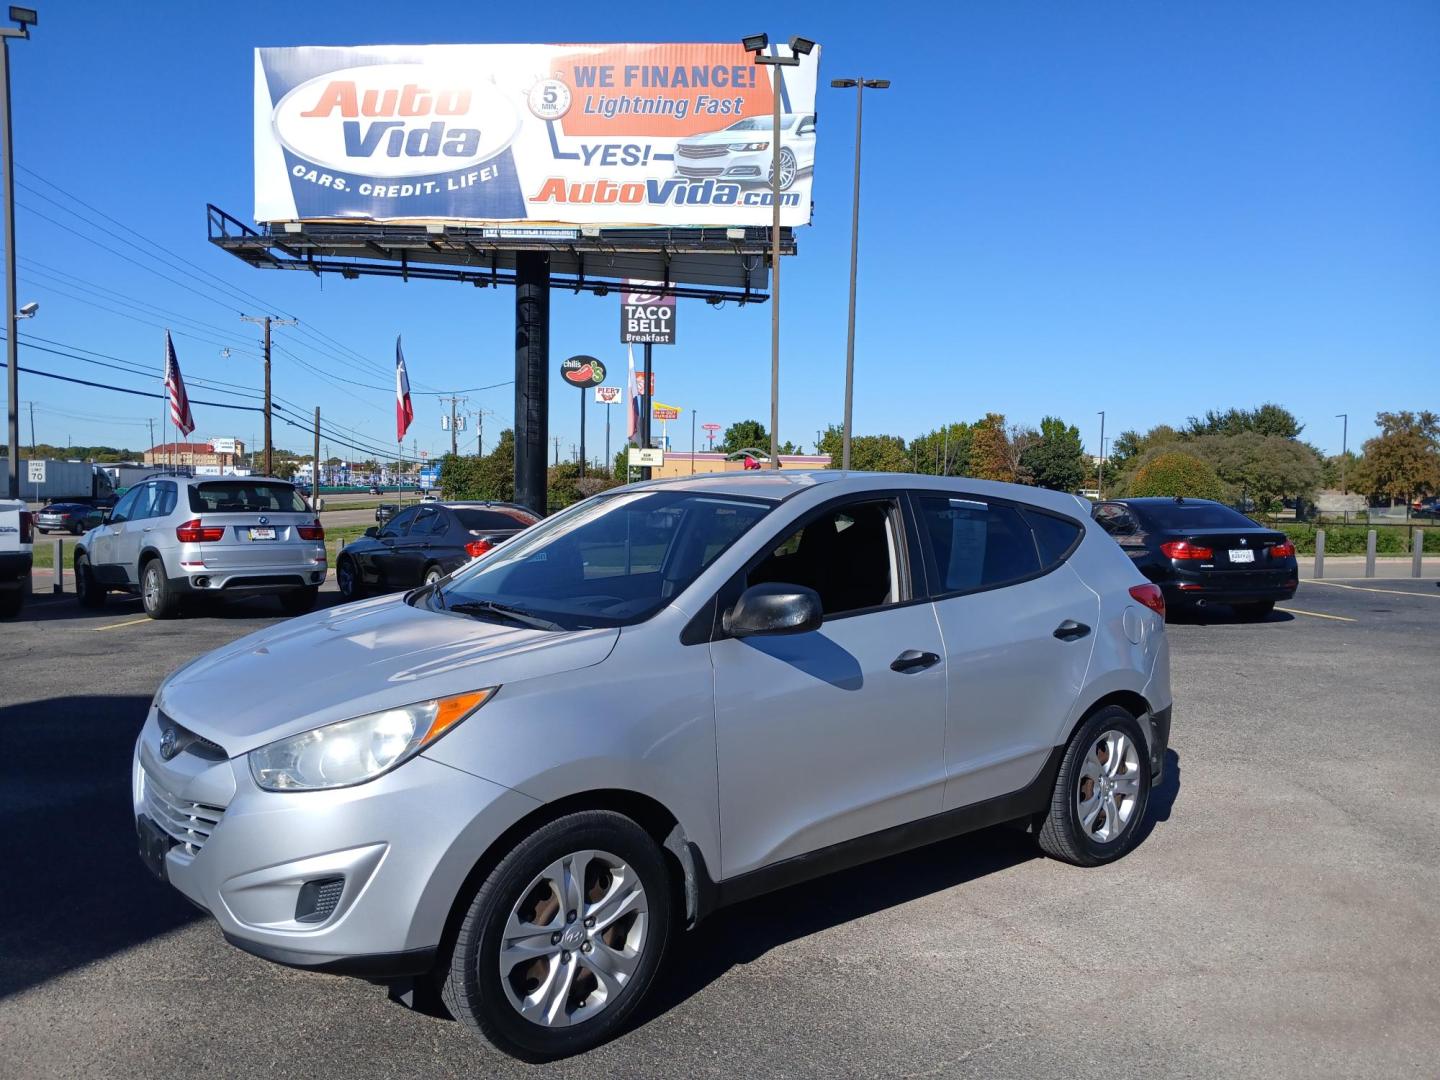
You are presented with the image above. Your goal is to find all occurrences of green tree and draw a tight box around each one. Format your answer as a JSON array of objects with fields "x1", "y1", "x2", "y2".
[
  {"x1": 1183, "y1": 403, "x2": 1303, "y2": 440},
  {"x1": 1351, "y1": 410, "x2": 1440, "y2": 505},
  {"x1": 441, "y1": 430, "x2": 515, "y2": 500},
  {"x1": 1127, "y1": 451, "x2": 1226, "y2": 499},
  {"x1": 815, "y1": 424, "x2": 910, "y2": 472},
  {"x1": 1190, "y1": 432, "x2": 1323, "y2": 510},
  {"x1": 719, "y1": 419, "x2": 796, "y2": 457},
  {"x1": 1021, "y1": 416, "x2": 1087, "y2": 491},
  {"x1": 908, "y1": 422, "x2": 972, "y2": 476}
]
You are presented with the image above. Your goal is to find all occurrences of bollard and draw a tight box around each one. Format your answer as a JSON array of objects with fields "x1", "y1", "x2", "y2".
[
  {"x1": 1314, "y1": 529, "x2": 1325, "y2": 579},
  {"x1": 52, "y1": 537, "x2": 63, "y2": 595},
  {"x1": 1365, "y1": 530, "x2": 1377, "y2": 578},
  {"x1": 1414, "y1": 528, "x2": 1424, "y2": 579}
]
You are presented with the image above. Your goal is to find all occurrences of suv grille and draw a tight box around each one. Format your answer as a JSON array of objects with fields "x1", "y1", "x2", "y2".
[{"x1": 142, "y1": 768, "x2": 226, "y2": 855}]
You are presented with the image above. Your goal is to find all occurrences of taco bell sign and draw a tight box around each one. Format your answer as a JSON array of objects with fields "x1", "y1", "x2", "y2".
[{"x1": 621, "y1": 280, "x2": 676, "y2": 345}]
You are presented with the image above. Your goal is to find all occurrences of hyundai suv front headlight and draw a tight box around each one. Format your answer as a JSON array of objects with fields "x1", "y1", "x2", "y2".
[{"x1": 249, "y1": 689, "x2": 497, "y2": 791}]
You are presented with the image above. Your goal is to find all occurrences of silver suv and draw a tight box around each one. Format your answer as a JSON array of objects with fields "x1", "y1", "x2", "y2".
[
  {"x1": 134, "y1": 471, "x2": 1171, "y2": 1059},
  {"x1": 77, "y1": 475, "x2": 326, "y2": 618}
]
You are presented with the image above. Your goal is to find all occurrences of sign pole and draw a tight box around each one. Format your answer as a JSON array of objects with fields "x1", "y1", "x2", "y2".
[
  {"x1": 605, "y1": 402, "x2": 611, "y2": 475},
  {"x1": 578, "y1": 386, "x2": 586, "y2": 480},
  {"x1": 641, "y1": 343, "x2": 653, "y2": 481}
]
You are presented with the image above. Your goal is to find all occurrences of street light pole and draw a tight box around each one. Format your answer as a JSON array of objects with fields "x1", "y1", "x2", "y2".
[
  {"x1": 1335, "y1": 413, "x2": 1348, "y2": 494},
  {"x1": 1096, "y1": 411, "x2": 1106, "y2": 498},
  {"x1": 744, "y1": 34, "x2": 814, "y2": 469},
  {"x1": 832, "y1": 76, "x2": 889, "y2": 471},
  {"x1": 1, "y1": 7, "x2": 35, "y2": 499}
]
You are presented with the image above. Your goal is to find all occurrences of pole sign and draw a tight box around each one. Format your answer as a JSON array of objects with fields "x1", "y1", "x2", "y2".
[
  {"x1": 621, "y1": 281, "x2": 676, "y2": 344},
  {"x1": 594, "y1": 385, "x2": 622, "y2": 404},
  {"x1": 628, "y1": 448, "x2": 664, "y2": 467},
  {"x1": 560, "y1": 355, "x2": 606, "y2": 388},
  {"x1": 652, "y1": 402, "x2": 682, "y2": 422},
  {"x1": 254, "y1": 44, "x2": 821, "y2": 228},
  {"x1": 212, "y1": 437, "x2": 238, "y2": 454}
]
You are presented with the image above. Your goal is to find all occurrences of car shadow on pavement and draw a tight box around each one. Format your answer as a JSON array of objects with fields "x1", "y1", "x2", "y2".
[
  {"x1": 1167, "y1": 606, "x2": 1295, "y2": 626},
  {"x1": 0, "y1": 694, "x2": 203, "y2": 1002},
  {"x1": 18, "y1": 590, "x2": 349, "y2": 625},
  {"x1": 638, "y1": 748, "x2": 1183, "y2": 1031}
]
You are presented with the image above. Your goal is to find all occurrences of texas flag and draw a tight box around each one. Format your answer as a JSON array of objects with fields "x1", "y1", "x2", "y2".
[{"x1": 395, "y1": 335, "x2": 414, "y2": 442}]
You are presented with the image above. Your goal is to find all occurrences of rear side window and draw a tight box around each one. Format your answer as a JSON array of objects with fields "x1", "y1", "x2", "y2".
[
  {"x1": 916, "y1": 496, "x2": 1079, "y2": 594},
  {"x1": 453, "y1": 507, "x2": 539, "y2": 531},
  {"x1": 1021, "y1": 509, "x2": 1083, "y2": 566},
  {"x1": 188, "y1": 481, "x2": 306, "y2": 514}
]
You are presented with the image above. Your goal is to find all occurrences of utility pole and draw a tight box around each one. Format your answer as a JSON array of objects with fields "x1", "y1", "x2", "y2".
[
  {"x1": 241, "y1": 315, "x2": 296, "y2": 477},
  {"x1": 443, "y1": 395, "x2": 467, "y2": 456},
  {"x1": 147, "y1": 418, "x2": 155, "y2": 454},
  {"x1": 553, "y1": 436, "x2": 560, "y2": 466},
  {"x1": 26, "y1": 398, "x2": 32, "y2": 453},
  {"x1": 2, "y1": 8, "x2": 36, "y2": 498}
]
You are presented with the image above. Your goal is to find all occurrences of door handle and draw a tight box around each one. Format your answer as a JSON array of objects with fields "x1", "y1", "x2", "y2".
[
  {"x1": 890, "y1": 649, "x2": 941, "y2": 673},
  {"x1": 1053, "y1": 620, "x2": 1092, "y2": 641}
]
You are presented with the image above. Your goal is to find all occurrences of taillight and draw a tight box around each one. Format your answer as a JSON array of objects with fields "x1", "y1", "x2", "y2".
[
  {"x1": 1129, "y1": 583, "x2": 1166, "y2": 617},
  {"x1": 1268, "y1": 541, "x2": 1295, "y2": 559},
  {"x1": 175, "y1": 519, "x2": 225, "y2": 543},
  {"x1": 19, "y1": 511, "x2": 32, "y2": 544},
  {"x1": 1160, "y1": 540, "x2": 1213, "y2": 560},
  {"x1": 465, "y1": 538, "x2": 494, "y2": 559},
  {"x1": 297, "y1": 519, "x2": 325, "y2": 541}
]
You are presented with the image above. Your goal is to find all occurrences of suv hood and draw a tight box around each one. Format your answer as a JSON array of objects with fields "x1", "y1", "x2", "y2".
[{"x1": 158, "y1": 594, "x2": 619, "y2": 756}]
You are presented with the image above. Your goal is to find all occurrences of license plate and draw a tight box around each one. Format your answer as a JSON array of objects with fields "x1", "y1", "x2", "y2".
[
  {"x1": 249, "y1": 527, "x2": 276, "y2": 540},
  {"x1": 1229, "y1": 549, "x2": 1254, "y2": 563},
  {"x1": 136, "y1": 815, "x2": 172, "y2": 882}
]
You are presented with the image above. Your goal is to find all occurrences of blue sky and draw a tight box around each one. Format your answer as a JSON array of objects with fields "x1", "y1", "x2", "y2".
[{"x1": 8, "y1": 0, "x2": 1437, "y2": 464}]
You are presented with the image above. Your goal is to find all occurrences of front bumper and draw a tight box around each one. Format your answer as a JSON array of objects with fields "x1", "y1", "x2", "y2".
[{"x1": 132, "y1": 706, "x2": 541, "y2": 972}]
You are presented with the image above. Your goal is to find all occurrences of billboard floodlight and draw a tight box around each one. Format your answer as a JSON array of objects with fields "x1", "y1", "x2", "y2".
[
  {"x1": 789, "y1": 36, "x2": 815, "y2": 55},
  {"x1": 8, "y1": 6, "x2": 36, "y2": 26},
  {"x1": 741, "y1": 33, "x2": 768, "y2": 53}
]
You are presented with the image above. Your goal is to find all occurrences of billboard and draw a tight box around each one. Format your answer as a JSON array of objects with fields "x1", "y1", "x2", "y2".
[
  {"x1": 594, "y1": 386, "x2": 622, "y2": 404},
  {"x1": 254, "y1": 44, "x2": 820, "y2": 228},
  {"x1": 652, "y1": 402, "x2": 681, "y2": 421},
  {"x1": 621, "y1": 281, "x2": 676, "y2": 344},
  {"x1": 560, "y1": 355, "x2": 606, "y2": 387}
]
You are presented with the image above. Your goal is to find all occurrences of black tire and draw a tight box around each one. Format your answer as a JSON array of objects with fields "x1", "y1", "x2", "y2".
[
  {"x1": 336, "y1": 556, "x2": 366, "y2": 601},
  {"x1": 422, "y1": 564, "x2": 444, "y2": 587},
  {"x1": 0, "y1": 588, "x2": 22, "y2": 618},
  {"x1": 279, "y1": 585, "x2": 319, "y2": 615},
  {"x1": 441, "y1": 810, "x2": 673, "y2": 1062},
  {"x1": 75, "y1": 552, "x2": 106, "y2": 608},
  {"x1": 1234, "y1": 600, "x2": 1274, "y2": 621},
  {"x1": 140, "y1": 558, "x2": 181, "y2": 620},
  {"x1": 71, "y1": 524, "x2": 84, "y2": 536},
  {"x1": 1037, "y1": 705, "x2": 1152, "y2": 867}
]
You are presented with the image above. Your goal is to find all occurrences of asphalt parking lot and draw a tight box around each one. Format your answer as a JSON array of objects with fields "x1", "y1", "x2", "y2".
[{"x1": 1, "y1": 581, "x2": 1437, "y2": 1079}]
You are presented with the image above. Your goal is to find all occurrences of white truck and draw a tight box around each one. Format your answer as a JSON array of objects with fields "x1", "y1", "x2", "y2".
[{"x1": 0, "y1": 497, "x2": 33, "y2": 617}]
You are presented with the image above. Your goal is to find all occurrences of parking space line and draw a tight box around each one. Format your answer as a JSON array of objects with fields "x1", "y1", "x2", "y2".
[
  {"x1": 1276, "y1": 606, "x2": 1356, "y2": 622},
  {"x1": 1305, "y1": 580, "x2": 1439, "y2": 598},
  {"x1": 91, "y1": 617, "x2": 150, "y2": 632}
]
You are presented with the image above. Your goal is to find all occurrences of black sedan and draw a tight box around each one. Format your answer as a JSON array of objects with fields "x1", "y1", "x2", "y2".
[
  {"x1": 336, "y1": 501, "x2": 540, "y2": 600},
  {"x1": 1093, "y1": 497, "x2": 1298, "y2": 618},
  {"x1": 35, "y1": 502, "x2": 95, "y2": 535}
]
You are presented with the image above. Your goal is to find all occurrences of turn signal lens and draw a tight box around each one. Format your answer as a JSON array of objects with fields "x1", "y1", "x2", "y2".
[
  {"x1": 1128, "y1": 583, "x2": 1166, "y2": 617},
  {"x1": 1268, "y1": 541, "x2": 1295, "y2": 559},
  {"x1": 297, "y1": 519, "x2": 325, "y2": 541},
  {"x1": 175, "y1": 519, "x2": 225, "y2": 543},
  {"x1": 1160, "y1": 540, "x2": 1213, "y2": 560}
]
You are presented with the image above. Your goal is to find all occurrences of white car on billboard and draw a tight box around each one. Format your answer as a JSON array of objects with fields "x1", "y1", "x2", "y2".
[{"x1": 673, "y1": 113, "x2": 816, "y2": 191}]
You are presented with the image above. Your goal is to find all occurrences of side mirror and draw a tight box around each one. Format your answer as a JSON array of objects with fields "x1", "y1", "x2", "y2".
[
  {"x1": 99, "y1": 507, "x2": 113, "y2": 522},
  {"x1": 723, "y1": 582, "x2": 823, "y2": 638},
  {"x1": 364, "y1": 526, "x2": 379, "y2": 539}
]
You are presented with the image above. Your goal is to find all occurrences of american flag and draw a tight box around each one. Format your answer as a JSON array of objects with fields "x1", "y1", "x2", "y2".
[
  {"x1": 164, "y1": 331, "x2": 195, "y2": 436},
  {"x1": 395, "y1": 335, "x2": 414, "y2": 442}
]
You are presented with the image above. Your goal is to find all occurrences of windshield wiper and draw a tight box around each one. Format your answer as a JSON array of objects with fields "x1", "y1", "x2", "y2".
[{"x1": 444, "y1": 599, "x2": 565, "y2": 633}]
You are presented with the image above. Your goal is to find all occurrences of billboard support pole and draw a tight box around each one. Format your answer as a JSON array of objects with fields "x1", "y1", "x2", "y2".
[
  {"x1": 578, "y1": 387, "x2": 586, "y2": 480},
  {"x1": 640, "y1": 343, "x2": 653, "y2": 481},
  {"x1": 604, "y1": 403, "x2": 611, "y2": 476},
  {"x1": 514, "y1": 252, "x2": 549, "y2": 517}
]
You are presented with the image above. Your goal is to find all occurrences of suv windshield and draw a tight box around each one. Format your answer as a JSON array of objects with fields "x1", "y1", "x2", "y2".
[
  {"x1": 188, "y1": 481, "x2": 307, "y2": 514},
  {"x1": 433, "y1": 490, "x2": 772, "y2": 630},
  {"x1": 1133, "y1": 500, "x2": 1259, "y2": 530}
]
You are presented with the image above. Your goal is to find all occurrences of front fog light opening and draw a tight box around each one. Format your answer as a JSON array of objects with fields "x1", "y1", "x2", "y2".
[{"x1": 295, "y1": 877, "x2": 345, "y2": 923}]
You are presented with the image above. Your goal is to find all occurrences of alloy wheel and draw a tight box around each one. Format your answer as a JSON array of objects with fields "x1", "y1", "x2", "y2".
[
  {"x1": 497, "y1": 849, "x2": 649, "y2": 1028},
  {"x1": 143, "y1": 565, "x2": 162, "y2": 613},
  {"x1": 1075, "y1": 729, "x2": 1141, "y2": 843}
]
